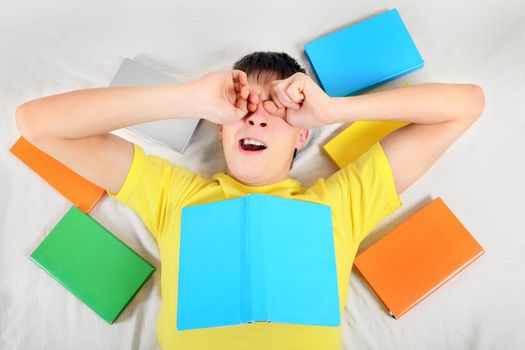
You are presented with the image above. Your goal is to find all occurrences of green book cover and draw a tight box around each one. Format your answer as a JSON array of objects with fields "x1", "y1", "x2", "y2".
[{"x1": 30, "y1": 205, "x2": 156, "y2": 323}]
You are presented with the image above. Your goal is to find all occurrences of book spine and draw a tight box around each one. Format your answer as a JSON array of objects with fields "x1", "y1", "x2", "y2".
[
  {"x1": 240, "y1": 196, "x2": 251, "y2": 323},
  {"x1": 247, "y1": 195, "x2": 268, "y2": 322}
]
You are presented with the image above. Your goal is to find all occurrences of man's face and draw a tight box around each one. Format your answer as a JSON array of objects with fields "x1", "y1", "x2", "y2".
[{"x1": 219, "y1": 74, "x2": 309, "y2": 186}]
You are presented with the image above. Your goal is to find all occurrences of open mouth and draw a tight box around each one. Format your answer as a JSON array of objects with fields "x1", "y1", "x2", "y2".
[{"x1": 239, "y1": 138, "x2": 268, "y2": 152}]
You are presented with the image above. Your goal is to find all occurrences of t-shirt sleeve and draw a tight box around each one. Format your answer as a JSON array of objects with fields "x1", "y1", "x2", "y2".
[
  {"x1": 322, "y1": 141, "x2": 403, "y2": 246},
  {"x1": 106, "y1": 143, "x2": 210, "y2": 241}
]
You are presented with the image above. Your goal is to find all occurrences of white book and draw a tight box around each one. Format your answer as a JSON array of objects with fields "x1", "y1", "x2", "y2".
[{"x1": 109, "y1": 58, "x2": 201, "y2": 154}]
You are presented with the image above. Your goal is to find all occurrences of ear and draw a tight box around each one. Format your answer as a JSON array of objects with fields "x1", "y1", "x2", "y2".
[{"x1": 294, "y1": 129, "x2": 309, "y2": 150}]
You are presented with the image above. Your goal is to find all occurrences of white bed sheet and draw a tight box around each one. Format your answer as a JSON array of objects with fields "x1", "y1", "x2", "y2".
[{"x1": 1, "y1": 0, "x2": 525, "y2": 349}]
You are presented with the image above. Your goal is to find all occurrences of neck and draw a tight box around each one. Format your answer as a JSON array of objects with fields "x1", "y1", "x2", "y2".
[{"x1": 226, "y1": 171, "x2": 289, "y2": 187}]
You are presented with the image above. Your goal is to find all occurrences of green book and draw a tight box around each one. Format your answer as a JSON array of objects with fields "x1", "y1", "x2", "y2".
[{"x1": 30, "y1": 205, "x2": 156, "y2": 323}]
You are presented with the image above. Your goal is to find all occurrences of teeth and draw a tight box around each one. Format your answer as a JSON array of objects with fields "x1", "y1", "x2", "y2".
[{"x1": 242, "y1": 138, "x2": 267, "y2": 147}]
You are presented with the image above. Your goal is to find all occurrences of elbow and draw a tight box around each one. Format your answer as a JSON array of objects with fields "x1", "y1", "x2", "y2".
[
  {"x1": 15, "y1": 103, "x2": 31, "y2": 136},
  {"x1": 468, "y1": 84, "x2": 486, "y2": 120},
  {"x1": 15, "y1": 102, "x2": 42, "y2": 142}
]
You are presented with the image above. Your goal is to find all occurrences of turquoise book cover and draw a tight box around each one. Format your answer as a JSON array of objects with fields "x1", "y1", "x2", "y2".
[
  {"x1": 177, "y1": 194, "x2": 340, "y2": 331},
  {"x1": 304, "y1": 8, "x2": 424, "y2": 97}
]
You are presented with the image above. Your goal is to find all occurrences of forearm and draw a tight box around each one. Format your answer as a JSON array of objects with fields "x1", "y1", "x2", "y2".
[
  {"x1": 327, "y1": 83, "x2": 485, "y2": 125},
  {"x1": 16, "y1": 82, "x2": 200, "y2": 140}
]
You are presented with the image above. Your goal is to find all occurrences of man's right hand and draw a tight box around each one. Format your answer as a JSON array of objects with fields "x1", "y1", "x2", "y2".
[{"x1": 192, "y1": 69, "x2": 260, "y2": 125}]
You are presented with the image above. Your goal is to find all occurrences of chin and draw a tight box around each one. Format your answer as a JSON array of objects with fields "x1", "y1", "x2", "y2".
[{"x1": 223, "y1": 147, "x2": 292, "y2": 186}]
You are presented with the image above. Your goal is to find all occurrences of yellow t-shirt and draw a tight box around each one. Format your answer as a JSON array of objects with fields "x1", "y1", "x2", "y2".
[{"x1": 107, "y1": 141, "x2": 402, "y2": 350}]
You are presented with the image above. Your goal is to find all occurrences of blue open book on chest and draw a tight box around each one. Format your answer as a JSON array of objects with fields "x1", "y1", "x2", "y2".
[{"x1": 177, "y1": 194, "x2": 340, "y2": 330}]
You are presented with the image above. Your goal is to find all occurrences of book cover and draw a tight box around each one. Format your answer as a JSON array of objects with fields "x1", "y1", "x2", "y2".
[
  {"x1": 323, "y1": 120, "x2": 408, "y2": 168},
  {"x1": 30, "y1": 205, "x2": 156, "y2": 323},
  {"x1": 109, "y1": 58, "x2": 201, "y2": 154},
  {"x1": 177, "y1": 194, "x2": 340, "y2": 330},
  {"x1": 10, "y1": 136, "x2": 105, "y2": 213},
  {"x1": 354, "y1": 197, "x2": 484, "y2": 319},
  {"x1": 304, "y1": 8, "x2": 424, "y2": 97}
]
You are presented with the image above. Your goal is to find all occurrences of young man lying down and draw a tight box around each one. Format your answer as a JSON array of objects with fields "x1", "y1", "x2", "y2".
[{"x1": 15, "y1": 51, "x2": 485, "y2": 350}]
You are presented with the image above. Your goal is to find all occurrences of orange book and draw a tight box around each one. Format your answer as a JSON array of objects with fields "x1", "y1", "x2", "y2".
[
  {"x1": 10, "y1": 136, "x2": 105, "y2": 213},
  {"x1": 354, "y1": 197, "x2": 484, "y2": 319}
]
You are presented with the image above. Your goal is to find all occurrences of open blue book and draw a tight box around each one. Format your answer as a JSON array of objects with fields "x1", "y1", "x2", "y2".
[
  {"x1": 177, "y1": 194, "x2": 340, "y2": 331},
  {"x1": 304, "y1": 8, "x2": 424, "y2": 97}
]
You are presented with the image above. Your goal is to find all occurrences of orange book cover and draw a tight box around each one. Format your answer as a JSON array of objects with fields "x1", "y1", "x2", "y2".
[
  {"x1": 10, "y1": 136, "x2": 105, "y2": 213},
  {"x1": 354, "y1": 197, "x2": 484, "y2": 319}
]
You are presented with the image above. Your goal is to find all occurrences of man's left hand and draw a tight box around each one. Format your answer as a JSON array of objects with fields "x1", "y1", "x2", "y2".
[{"x1": 262, "y1": 72, "x2": 335, "y2": 129}]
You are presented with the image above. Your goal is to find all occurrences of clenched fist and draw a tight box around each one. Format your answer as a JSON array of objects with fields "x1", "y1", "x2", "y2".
[{"x1": 262, "y1": 72, "x2": 335, "y2": 129}]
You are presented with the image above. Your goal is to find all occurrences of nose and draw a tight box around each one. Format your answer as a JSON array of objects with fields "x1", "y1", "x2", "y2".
[
  {"x1": 245, "y1": 101, "x2": 269, "y2": 127},
  {"x1": 247, "y1": 116, "x2": 267, "y2": 127}
]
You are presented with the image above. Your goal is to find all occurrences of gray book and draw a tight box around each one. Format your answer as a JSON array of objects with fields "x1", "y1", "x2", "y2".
[{"x1": 109, "y1": 58, "x2": 201, "y2": 153}]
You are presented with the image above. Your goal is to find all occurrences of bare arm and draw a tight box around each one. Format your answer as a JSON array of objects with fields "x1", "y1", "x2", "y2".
[
  {"x1": 16, "y1": 84, "x2": 203, "y2": 140},
  {"x1": 264, "y1": 74, "x2": 486, "y2": 195},
  {"x1": 15, "y1": 83, "x2": 202, "y2": 194},
  {"x1": 328, "y1": 83, "x2": 486, "y2": 194},
  {"x1": 15, "y1": 70, "x2": 258, "y2": 194}
]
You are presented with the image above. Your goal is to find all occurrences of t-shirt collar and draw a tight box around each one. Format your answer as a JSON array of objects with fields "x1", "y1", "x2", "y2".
[{"x1": 212, "y1": 172, "x2": 302, "y2": 199}]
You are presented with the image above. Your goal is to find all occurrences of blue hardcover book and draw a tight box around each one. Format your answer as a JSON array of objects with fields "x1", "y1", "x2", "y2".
[
  {"x1": 177, "y1": 194, "x2": 340, "y2": 331},
  {"x1": 304, "y1": 8, "x2": 424, "y2": 97}
]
